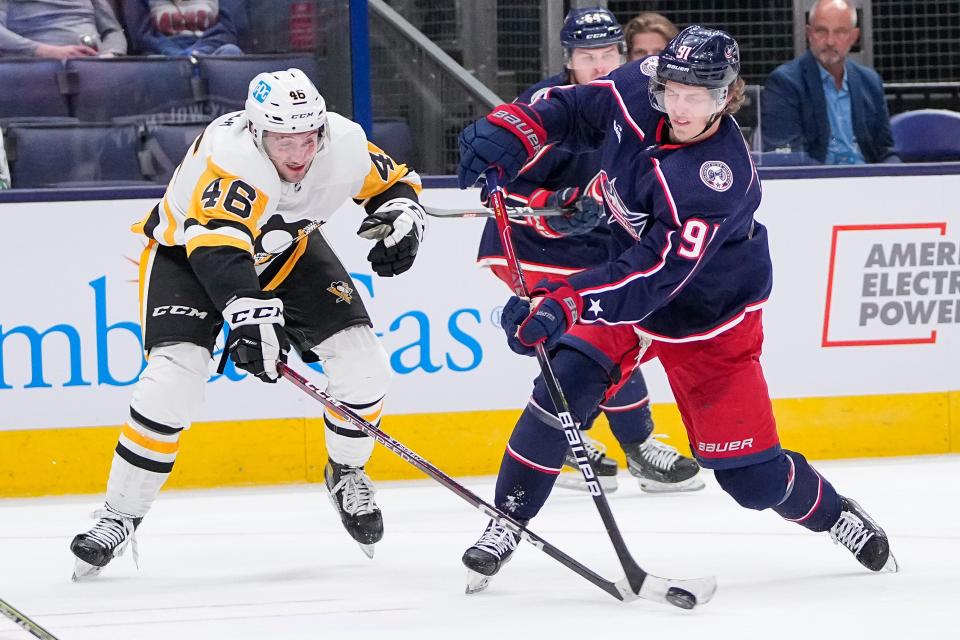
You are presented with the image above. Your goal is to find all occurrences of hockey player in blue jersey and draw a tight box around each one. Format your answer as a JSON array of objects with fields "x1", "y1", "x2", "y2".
[
  {"x1": 458, "y1": 25, "x2": 897, "y2": 591},
  {"x1": 477, "y1": 7, "x2": 703, "y2": 494}
]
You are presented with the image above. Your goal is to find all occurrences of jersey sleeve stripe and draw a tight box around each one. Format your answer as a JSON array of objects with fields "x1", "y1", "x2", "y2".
[
  {"x1": 587, "y1": 79, "x2": 645, "y2": 141},
  {"x1": 185, "y1": 231, "x2": 253, "y2": 256},
  {"x1": 161, "y1": 196, "x2": 178, "y2": 245}
]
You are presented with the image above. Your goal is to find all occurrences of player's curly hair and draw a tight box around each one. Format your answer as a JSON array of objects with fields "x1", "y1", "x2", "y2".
[{"x1": 724, "y1": 77, "x2": 747, "y2": 115}]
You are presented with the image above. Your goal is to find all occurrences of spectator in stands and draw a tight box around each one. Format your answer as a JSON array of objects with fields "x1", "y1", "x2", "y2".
[
  {"x1": 0, "y1": 0, "x2": 127, "y2": 59},
  {"x1": 123, "y1": 0, "x2": 244, "y2": 56},
  {"x1": 624, "y1": 11, "x2": 678, "y2": 61},
  {"x1": 761, "y1": 0, "x2": 898, "y2": 163}
]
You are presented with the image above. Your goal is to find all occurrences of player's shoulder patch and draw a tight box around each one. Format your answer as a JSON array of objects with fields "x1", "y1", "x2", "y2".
[
  {"x1": 699, "y1": 160, "x2": 734, "y2": 192},
  {"x1": 639, "y1": 55, "x2": 659, "y2": 77}
]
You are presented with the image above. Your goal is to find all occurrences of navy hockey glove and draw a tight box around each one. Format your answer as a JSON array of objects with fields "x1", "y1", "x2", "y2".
[
  {"x1": 542, "y1": 187, "x2": 605, "y2": 236},
  {"x1": 458, "y1": 103, "x2": 546, "y2": 189},
  {"x1": 220, "y1": 294, "x2": 290, "y2": 383},
  {"x1": 501, "y1": 280, "x2": 582, "y2": 355},
  {"x1": 358, "y1": 197, "x2": 426, "y2": 277}
]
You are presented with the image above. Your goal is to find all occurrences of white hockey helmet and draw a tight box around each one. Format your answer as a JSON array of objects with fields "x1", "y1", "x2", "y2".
[{"x1": 245, "y1": 68, "x2": 327, "y2": 150}]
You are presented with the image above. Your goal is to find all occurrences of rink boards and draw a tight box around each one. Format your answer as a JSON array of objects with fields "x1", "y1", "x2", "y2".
[{"x1": 1, "y1": 170, "x2": 959, "y2": 496}]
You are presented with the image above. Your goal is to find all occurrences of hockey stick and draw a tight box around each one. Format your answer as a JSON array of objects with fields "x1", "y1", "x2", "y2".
[
  {"x1": 0, "y1": 599, "x2": 59, "y2": 640},
  {"x1": 484, "y1": 168, "x2": 716, "y2": 609},
  {"x1": 278, "y1": 362, "x2": 712, "y2": 606},
  {"x1": 422, "y1": 204, "x2": 564, "y2": 219}
]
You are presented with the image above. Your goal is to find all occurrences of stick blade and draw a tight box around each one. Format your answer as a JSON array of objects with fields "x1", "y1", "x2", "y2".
[{"x1": 616, "y1": 573, "x2": 718, "y2": 609}]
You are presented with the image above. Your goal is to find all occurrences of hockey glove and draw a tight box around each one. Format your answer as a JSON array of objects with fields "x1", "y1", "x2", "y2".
[
  {"x1": 501, "y1": 279, "x2": 582, "y2": 355},
  {"x1": 358, "y1": 197, "x2": 426, "y2": 277},
  {"x1": 541, "y1": 187, "x2": 605, "y2": 236},
  {"x1": 458, "y1": 103, "x2": 546, "y2": 189},
  {"x1": 221, "y1": 294, "x2": 289, "y2": 383}
]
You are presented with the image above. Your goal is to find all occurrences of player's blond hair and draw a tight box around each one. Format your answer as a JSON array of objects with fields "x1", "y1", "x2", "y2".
[
  {"x1": 724, "y1": 77, "x2": 747, "y2": 115},
  {"x1": 624, "y1": 12, "x2": 679, "y2": 47}
]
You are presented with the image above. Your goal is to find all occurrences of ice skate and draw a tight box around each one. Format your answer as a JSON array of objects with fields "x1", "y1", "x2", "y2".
[
  {"x1": 70, "y1": 506, "x2": 141, "y2": 581},
  {"x1": 623, "y1": 434, "x2": 705, "y2": 493},
  {"x1": 829, "y1": 496, "x2": 898, "y2": 572},
  {"x1": 462, "y1": 518, "x2": 522, "y2": 594},
  {"x1": 324, "y1": 460, "x2": 383, "y2": 558},
  {"x1": 556, "y1": 435, "x2": 619, "y2": 493}
]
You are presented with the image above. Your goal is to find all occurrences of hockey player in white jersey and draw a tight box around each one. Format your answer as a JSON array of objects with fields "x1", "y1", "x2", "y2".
[{"x1": 70, "y1": 69, "x2": 426, "y2": 579}]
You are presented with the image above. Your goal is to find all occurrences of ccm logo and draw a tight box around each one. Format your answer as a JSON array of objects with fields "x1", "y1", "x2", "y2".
[
  {"x1": 152, "y1": 305, "x2": 208, "y2": 319},
  {"x1": 490, "y1": 109, "x2": 543, "y2": 154},
  {"x1": 290, "y1": 112, "x2": 314, "y2": 119},
  {"x1": 230, "y1": 306, "x2": 282, "y2": 324},
  {"x1": 698, "y1": 438, "x2": 754, "y2": 454}
]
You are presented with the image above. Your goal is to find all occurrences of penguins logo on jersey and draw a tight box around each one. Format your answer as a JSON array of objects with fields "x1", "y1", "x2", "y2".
[
  {"x1": 327, "y1": 281, "x2": 354, "y2": 304},
  {"x1": 639, "y1": 55, "x2": 659, "y2": 77},
  {"x1": 700, "y1": 161, "x2": 734, "y2": 192}
]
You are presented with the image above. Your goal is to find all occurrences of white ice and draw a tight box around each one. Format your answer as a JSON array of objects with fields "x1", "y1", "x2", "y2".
[{"x1": 1, "y1": 455, "x2": 958, "y2": 640}]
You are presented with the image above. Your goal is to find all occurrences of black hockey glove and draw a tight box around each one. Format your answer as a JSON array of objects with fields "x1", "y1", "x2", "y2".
[
  {"x1": 357, "y1": 197, "x2": 426, "y2": 277},
  {"x1": 541, "y1": 187, "x2": 605, "y2": 236},
  {"x1": 219, "y1": 294, "x2": 290, "y2": 383}
]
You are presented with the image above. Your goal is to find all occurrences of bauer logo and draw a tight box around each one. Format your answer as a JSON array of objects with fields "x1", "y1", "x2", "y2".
[
  {"x1": 822, "y1": 222, "x2": 960, "y2": 347},
  {"x1": 252, "y1": 80, "x2": 271, "y2": 103}
]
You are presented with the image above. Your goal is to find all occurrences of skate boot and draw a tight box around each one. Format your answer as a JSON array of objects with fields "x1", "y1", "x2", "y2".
[
  {"x1": 556, "y1": 435, "x2": 619, "y2": 493},
  {"x1": 324, "y1": 460, "x2": 383, "y2": 558},
  {"x1": 623, "y1": 434, "x2": 705, "y2": 493},
  {"x1": 70, "y1": 506, "x2": 141, "y2": 581},
  {"x1": 829, "y1": 496, "x2": 898, "y2": 572},
  {"x1": 462, "y1": 518, "x2": 522, "y2": 594}
]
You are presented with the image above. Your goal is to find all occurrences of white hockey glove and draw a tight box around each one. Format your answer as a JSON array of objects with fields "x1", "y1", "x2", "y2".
[
  {"x1": 220, "y1": 294, "x2": 290, "y2": 383},
  {"x1": 357, "y1": 197, "x2": 426, "y2": 277}
]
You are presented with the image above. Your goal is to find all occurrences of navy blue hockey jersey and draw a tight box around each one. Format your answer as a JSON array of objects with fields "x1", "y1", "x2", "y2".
[
  {"x1": 477, "y1": 72, "x2": 613, "y2": 276},
  {"x1": 526, "y1": 60, "x2": 772, "y2": 341}
]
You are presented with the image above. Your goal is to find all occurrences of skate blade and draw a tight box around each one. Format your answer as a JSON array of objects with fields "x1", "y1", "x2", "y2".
[
  {"x1": 881, "y1": 551, "x2": 899, "y2": 573},
  {"x1": 555, "y1": 473, "x2": 618, "y2": 493},
  {"x1": 636, "y1": 475, "x2": 705, "y2": 494},
  {"x1": 71, "y1": 559, "x2": 104, "y2": 582},
  {"x1": 358, "y1": 543, "x2": 375, "y2": 559},
  {"x1": 465, "y1": 569, "x2": 492, "y2": 595}
]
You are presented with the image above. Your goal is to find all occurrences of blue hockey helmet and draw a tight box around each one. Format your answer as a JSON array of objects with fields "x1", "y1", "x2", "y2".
[
  {"x1": 560, "y1": 7, "x2": 626, "y2": 52},
  {"x1": 654, "y1": 25, "x2": 740, "y2": 89}
]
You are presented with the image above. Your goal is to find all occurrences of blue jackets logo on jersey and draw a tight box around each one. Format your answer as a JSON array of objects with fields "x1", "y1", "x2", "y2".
[
  {"x1": 600, "y1": 172, "x2": 648, "y2": 240},
  {"x1": 699, "y1": 161, "x2": 734, "y2": 192},
  {"x1": 640, "y1": 56, "x2": 659, "y2": 77}
]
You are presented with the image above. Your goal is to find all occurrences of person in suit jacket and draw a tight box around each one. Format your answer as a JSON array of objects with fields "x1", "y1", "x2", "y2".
[{"x1": 761, "y1": 0, "x2": 898, "y2": 164}]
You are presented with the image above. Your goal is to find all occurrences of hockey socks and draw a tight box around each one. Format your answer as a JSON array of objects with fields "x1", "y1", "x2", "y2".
[
  {"x1": 495, "y1": 410, "x2": 570, "y2": 522},
  {"x1": 773, "y1": 450, "x2": 841, "y2": 532},
  {"x1": 599, "y1": 370, "x2": 655, "y2": 444}
]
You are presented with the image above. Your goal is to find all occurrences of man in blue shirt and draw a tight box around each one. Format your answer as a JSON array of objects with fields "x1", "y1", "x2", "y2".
[{"x1": 761, "y1": 0, "x2": 898, "y2": 164}]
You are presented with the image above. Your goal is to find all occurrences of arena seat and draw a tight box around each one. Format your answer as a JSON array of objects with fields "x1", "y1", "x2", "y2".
[
  {"x1": 140, "y1": 122, "x2": 210, "y2": 184},
  {"x1": 371, "y1": 118, "x2": 417, "y2": 167},
  {"x1": 65, "y1": 57, "x2": 205, "y2": 121},
  {"x1": 3, "y1": 123, "x2": 149, "y2": 188},
  {"x1": 0, "y1": 58, "x2": 71, "y2": 119},
  {"x1": 890, "y1": 109, "x2": 960, "y2": 162},
  {"x1": 196, "y1": 54, "x2": 321, "y2": 115}
]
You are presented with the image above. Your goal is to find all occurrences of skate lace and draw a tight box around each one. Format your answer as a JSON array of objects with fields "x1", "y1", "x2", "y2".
[
  {"x1": 474, "y1": 521, "x2": 518, "y2": 557},
  {"x1": 582, "y1": 436, "x2": 607, "y2": 463},
  {"x1": 638, "y1": 435, "x2": 681, "y2": 470},
  {"x1": 87, "y1": 508, "x2": 139, "y2": 565},
  {"x1": 330, "y1": 468, "x2": 378, "y2": 516},
  {"x1": 829, "y1": 511, "x2": 874, "y2": 556}
]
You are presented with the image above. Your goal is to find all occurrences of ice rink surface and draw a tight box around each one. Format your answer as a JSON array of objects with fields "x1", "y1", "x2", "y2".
[{"x1": 1, "y1": 455, "x2": 957, "y2": 640}]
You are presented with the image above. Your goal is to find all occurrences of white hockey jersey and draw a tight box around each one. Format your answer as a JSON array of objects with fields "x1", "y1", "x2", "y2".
[{"x1": 133, "y1": 110, "x2": 421, "y2": 269}]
